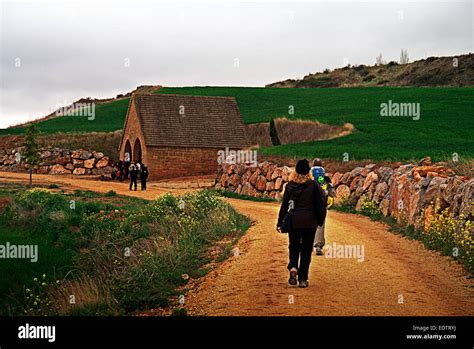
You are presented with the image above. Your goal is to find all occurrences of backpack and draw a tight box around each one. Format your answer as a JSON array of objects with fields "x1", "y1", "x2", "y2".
[{"x1": 311, "y1": 166, "x2": 325, "y2": 180}]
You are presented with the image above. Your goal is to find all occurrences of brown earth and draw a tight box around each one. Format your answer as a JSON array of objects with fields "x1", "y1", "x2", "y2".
[{"x1": 0, "y1": 171, "x2": 473, "y2": 316}]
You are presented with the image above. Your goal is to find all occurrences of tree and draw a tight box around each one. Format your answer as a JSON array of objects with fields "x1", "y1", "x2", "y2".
[
  {"x1": 375, "y1": 53, "x2": 384, "y2": 65},
  {"x1": 269, "y1": 118, "x2": 281, "y2": 146},
  {"x1": 400, "y1": 49, "x2": 409, "y2": 64},
  {"x1": 23, "y1": 124, "x2": 41, "y2": 186}
]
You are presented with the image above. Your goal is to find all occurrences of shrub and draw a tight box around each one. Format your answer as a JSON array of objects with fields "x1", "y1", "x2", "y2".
[
  {"x1": 359, "y1": 196, "x2": 382, "y2": 220},
  {"x1": 108, "y1": 190, "x2": 250, "y2": 312},
  {"x1": 423, "y1": 209, "x2": 473, "y2": 272},
  {"x1": 212, "y1": 188, "x2": 277, "y2": 202},
  {"x1": 299, "y1": 76, "x2": 338, "y2": 87},
  {"x1": 1, "y1": 188, "x2": 250, "y2": 315},
  {"x1": 22, "y1": 274, "x2": 56, "y2": 316},
  {"x1": 15, "y1": 188, "x2": 67, "y2": 211}
]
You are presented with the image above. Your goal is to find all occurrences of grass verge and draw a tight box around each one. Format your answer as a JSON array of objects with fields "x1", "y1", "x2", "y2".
[{"x1": 0, "y1": 185, "x2": 250, "y2": 315}]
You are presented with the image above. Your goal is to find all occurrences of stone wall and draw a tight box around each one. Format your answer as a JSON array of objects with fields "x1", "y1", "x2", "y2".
[
  {"x1": 146, "y1": 146, "x2": 224, "y2": 180},
  {"x1": 216, "y1": 160, "x2": 473, "y2": 229},
  {"x1": 0, "y1": 146, "x2": 116, "y2": 176},
  {"x1": 216, "y1": 161, "x2": 293, "y2": 199}
]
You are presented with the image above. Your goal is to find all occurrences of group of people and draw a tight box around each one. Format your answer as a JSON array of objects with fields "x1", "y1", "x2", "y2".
[
  {"x1": 110, "y1": 153, "x2": 331, "y2": 288},
  {"x1": 277, "y1": 158, "x2": 334, "y2": 288},
  {"x1": 112, "y1": 152, "x2": 149, "y2": 191}
]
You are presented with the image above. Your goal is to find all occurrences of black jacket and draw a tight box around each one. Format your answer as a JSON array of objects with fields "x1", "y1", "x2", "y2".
[{"x1": 277, "y1": 180, "x2": 327, "y2": 230}]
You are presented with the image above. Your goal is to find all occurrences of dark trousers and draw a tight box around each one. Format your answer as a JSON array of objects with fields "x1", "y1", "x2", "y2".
[
  {"x1": 288, "y1": 228, "x2": 317, "y2": 281},
  {"x1": 141, "y1": 179, "x2": 147, "y2": 191},
  {"x1": 129, "y1": 177, "x2": 137, "y2": 191}
]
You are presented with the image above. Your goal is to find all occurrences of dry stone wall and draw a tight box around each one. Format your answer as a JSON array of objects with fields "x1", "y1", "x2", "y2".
[
  {"x1": 0, "y1": 146, "x2": 116, "y2": 176},
  {"x1": 216, "y1": 160, "x2": 473, "y2": 229}
]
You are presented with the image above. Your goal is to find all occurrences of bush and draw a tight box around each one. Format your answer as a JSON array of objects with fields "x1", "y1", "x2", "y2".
[
  {"x1": 423, "y1": 209, "x2": 473, "y2": 272},
  {"x1": 22, "y1": 274, "x2": 56, "y2": 316},
  {"x1": 212, "y1": 188, "x2": 277, "y2": 202},
  {"x1": 1, "y1": 188, "x2": 251, "y2": 315},
  {"x1": 108, "y1": 190, "x2": 250, "y2": 312},
  {"x1": 15, "y1": 188, "x2": 67, "y2": 211},
  {"x1": 298, "y1": 76, "x2": 338, "y2": 88},
  {"x1": 71, "y1": 189, "x2": 250, "y2": 313},
  {"x1": 359, "y1": 197, "x2": 382, "y2": 220}
]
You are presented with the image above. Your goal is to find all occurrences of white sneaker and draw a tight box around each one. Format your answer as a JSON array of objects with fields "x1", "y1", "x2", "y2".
[{"x1": 288, "y1": 268, "x2": 298, "y2": 286}]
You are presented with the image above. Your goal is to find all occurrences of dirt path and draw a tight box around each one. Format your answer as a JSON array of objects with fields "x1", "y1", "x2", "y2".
[{"x1": 1, "y1": 171, "x2": 473, "y2": 316}]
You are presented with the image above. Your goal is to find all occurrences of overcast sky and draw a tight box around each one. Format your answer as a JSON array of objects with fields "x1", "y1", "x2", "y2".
[{"x1": 0, "y1": 0, "x2": 472, "y2": 128}]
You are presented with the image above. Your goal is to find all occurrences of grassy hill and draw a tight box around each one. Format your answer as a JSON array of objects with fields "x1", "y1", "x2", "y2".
[
  {"x1": 1, "y1": 86, "x2": 473, "y2": 162},
  {"x1": 0, "y1": 98, "x2": 131, "y2": 136},
  {"x1": 267, "y1": 53, "x2": 474, "y2": 88}
]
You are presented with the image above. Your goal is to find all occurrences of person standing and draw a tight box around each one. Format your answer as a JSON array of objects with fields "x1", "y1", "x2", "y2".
[
  {"x1": 140, "y1": 164, "x2": 149, "y2": 191},
  {"x1": 129, "y1": 162, "x2": 138, "y2": 191},
  {"x1": 277, "y1": 159, "x2": 327, "y2": 288},
  {"x1": 118, "y1": 160, "x2": 124, "y2": 182}
]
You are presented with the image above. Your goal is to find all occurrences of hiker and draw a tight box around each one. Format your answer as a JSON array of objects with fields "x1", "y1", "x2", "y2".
[
  {"x1": 309, "y1": 158, "x2": 334, "y2": 255},
  {"x1": 310, "y1": 158, "x2": 325, "y2": 179},
  {"x1": 277, "y1": 159, "x2": 327, "y2": 288},
  {"x1": 129, "y1": 162, "x2": 138, "y2": 191},
  {"x1": 313, "y1": 175, "x2": 335, "y2": 255},
  {"x1": 118, "y1": 160, "x2": 124, "y2": 181},
  {"x1": 140, "y1": 164, "x2": 149, "y2": 191},
  {"x1": 136, "y1": 162, "x2": 142, "y2": 176}
]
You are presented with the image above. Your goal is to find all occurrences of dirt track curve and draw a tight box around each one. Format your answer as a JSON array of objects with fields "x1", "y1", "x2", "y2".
[{"x1": 1, "y1": 172, "x2": 473, "y2": 316}]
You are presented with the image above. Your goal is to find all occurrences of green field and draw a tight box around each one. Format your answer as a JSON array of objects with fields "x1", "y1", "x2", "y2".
[{"x1": 1, "y1": 87, "x2": 473, "y2": 161}]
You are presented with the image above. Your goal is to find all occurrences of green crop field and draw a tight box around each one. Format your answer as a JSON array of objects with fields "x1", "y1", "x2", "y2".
[
  {"x1": 1, "y1": 87, "x2": 473, "y2": 161},
  {"x1": 0, "y1": 98, "x2": 131, "y2": 136}
]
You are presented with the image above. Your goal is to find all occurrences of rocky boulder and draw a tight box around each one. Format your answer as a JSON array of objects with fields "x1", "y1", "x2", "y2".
[
  {"x1": 73, "y1": 167, "x2": 86, "y2": 176},
  {"x1": 50, "y1": 164, "x2": 70, "y2": 175},
  {"x1": 96, "y1": 157, "x2": 109, "y2": 169},
  {"x1": 335, "y1": 185, "x2": 350, "y2": 205},
  {"x1": 84, "y1": 158, "x2": 96, "y2": 169}
]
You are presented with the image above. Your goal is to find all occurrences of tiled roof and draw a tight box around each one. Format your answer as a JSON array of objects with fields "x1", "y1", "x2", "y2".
[{"x1": 133, "y1": 94, "x2": 250, "y2": 149}]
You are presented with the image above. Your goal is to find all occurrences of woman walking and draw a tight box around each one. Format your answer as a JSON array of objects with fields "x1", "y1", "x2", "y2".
[{"x1": 277, "y1": 159, "x2": 327, "y2": 288}]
